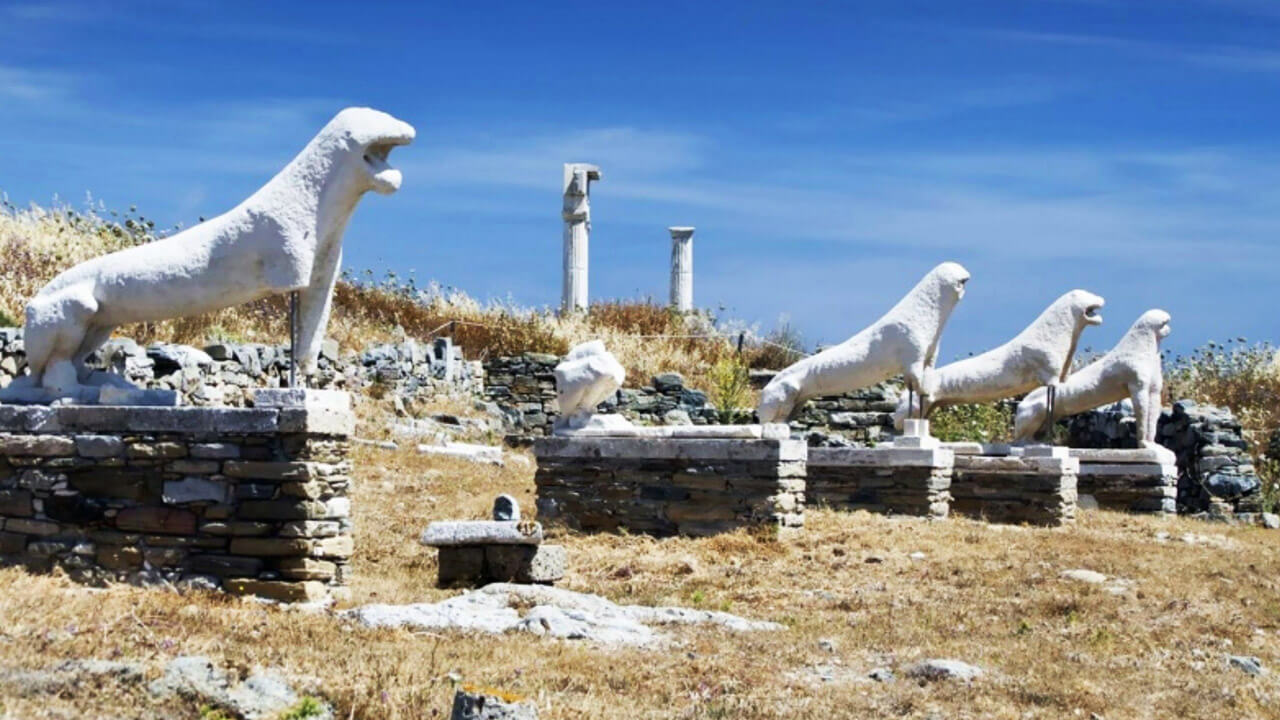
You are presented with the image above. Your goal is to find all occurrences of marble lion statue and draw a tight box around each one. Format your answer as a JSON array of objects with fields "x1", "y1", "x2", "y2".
[
  {"x1": 1013, "y1": 309, "x2": 1171, "y2": 447},
  {"x1": 891, "y1": 289, "x2": 1105, "y2": 429},
  {"x1": 757, "y1": 262, "x2": 970, "y2": 424},
  {"x1": 11, "y1": 107, "x2": 414, "y2": 402}
]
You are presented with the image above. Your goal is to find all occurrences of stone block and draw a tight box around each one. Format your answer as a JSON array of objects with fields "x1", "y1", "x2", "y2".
[
  {"x1": 97, "y1": 546, "x2": 142, "y2": 570},
  {"x1": 163, "y1": 477, "x2": 228, "y2": 504},
  {"x1": 421, "y1": 521, "x2": 542, "y2": 547},
  {"x1": 188, "y1": 554, "x2": 263, "y2": 577},
  {"x1": 74, "y1": 435, "x2": 124, "y2": 458},
  {"x1": 5, "y1": 518, "x2": 60, "y2": 536},
  {"x1": 228, "y1": 538, "x2": 312, "y2": 556},
  {"x1": 0, "y1": 489, "x2": 34, "y2": 517},
  {"x1": 280, "y1": 481, "x2": 327, "y2": 499},
  {"x1": 166, "y1": 459, "x2": 220, "y2": 474},
  {"x1": 277, "y1": 557, "x2": 337, "y2": 581},
  {"x1": 239, "y1": 500, "x2": 328, "y2": 520},
  {"x1": 116, "y1": 507, "x2": 197, "y2": 535},
  {"x1": 223, "y1": 461, "x2": 322, "y2": 481},
  {"x1": 225, "y1": 579, "x2": 328, "y2": 603},
  {"x1": 279, "y1": 520, "x2": 340, "y2": 538},
  {"x1": 126, "y1": 442, "x2": 187, "y2": 460},
  {"x1": 484, "y1": 544, "x2": 566, "y2": 583},
  {"x1": 0, "y1": 434, "x2": 76, "y2": 457},
  {"x1": 190, "y1": 443, "x2": 241, "y2": 460},
  {"x1": 437, "y1": 546, "x2": 485, "y2": 585},
  {"x1": 143, "y1": 547, "x2": 185, "y2": 567},
  {"x1": 0, "y1": 531, "x2": 28, "y2": 554},
  {"x1": 312, "y1": 535, "x2": 354, "y2": 558},
  {"x1": 68, "y1": 470, "x2": 150, "y2": 501}
]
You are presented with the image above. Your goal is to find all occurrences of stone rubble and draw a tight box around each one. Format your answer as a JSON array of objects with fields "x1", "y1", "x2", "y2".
[
  {"x1": 345, "y1": 582, "x2": 782, "y2": 647},
  {"x1": 905, "y1": 659, "x2": 984, "y2": 682},
  {"x1": 0, "y1": 327, "x2": 482, "y2": 411},
  {"x1": 148, "y1": 655, "x2": 334, "y2": 720},
  {"x1": 451, "y1": 685, "x2": 538, "y2": 720},
  {"x1": 1067, "y1": 398, "x2": 1263, "y2": 515}
]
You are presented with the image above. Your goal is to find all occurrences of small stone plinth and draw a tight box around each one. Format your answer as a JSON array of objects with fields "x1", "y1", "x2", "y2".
[
  {"x1": 950, "y1": 448, "x2": 1077, "y2": 526},
  {"x1": 421, "y1": 522, "x2": 565, "y2": 586},
  {"x1": 1070, "y1": 448, "x2": 1176, "y2": 515},
  {"x1": 0, "y1": 389, "x2": 354, "y2": 602},
  {"x1": 533, "y1": 435, "x2": 806, "y2": 537},
  {"x1": 806, "y1": 446, "x2": 953, "y2": 518}
]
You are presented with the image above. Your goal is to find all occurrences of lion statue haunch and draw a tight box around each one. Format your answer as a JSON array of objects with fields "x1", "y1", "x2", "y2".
[
  {"x1": 552, "y1": 340, "x2": 628, "y2": 433},
  {"x1": 13, "y1": 107, "x2": 414, "y2": 402},
  {"x1": 1013, "y1": 309, "x2": 1171, "y2": 446},
  {"x1": 757, "y1": 262, "x2": 970, "y2": 424},
  {"x1": 891, "y1": 289, "x2": 1105, "y2": 429}
]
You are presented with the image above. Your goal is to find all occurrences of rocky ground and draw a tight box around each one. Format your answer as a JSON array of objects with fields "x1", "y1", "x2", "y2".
[{"x1": 2, "y1": 411, "x2": 1279, "y2": 718}]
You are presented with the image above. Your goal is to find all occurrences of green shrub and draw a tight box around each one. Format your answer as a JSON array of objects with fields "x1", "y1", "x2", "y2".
[
  {"x1": 929, "y1": 402, "x2": 1013, "y2": 443},
  {"x1": 707, "y1": 355, "x2": 752, "y2": 423}
]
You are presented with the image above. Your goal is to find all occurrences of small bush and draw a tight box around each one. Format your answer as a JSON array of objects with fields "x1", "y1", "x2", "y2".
[
  {"x1": 706, "y1": 355, "x2": 752, "y2": 423},
  {"x1": 929, "y1": 402, "x2": 1013, "y2": 443},
  {"x1": 278, "y1": 696, "x2": 328, "y2": 720}
]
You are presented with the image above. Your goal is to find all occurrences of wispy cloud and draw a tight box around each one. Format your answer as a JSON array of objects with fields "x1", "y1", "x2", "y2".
[
  {"x1": 986, "y1": 28, "x2": 1280, "y2": 74},
  {"x1": 0, "y1": 65, "x2": 81, "y2": 103}
]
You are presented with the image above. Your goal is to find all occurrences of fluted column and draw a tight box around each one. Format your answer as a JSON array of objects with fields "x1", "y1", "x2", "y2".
[
  {"x1": 561, "y1": 163, "x2": 601, "y2": 313},
  {"x1": 668, "y1": 226, "x2": 694, "y2": 312}
]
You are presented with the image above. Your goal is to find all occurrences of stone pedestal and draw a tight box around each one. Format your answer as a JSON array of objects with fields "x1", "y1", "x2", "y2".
[
  {"x1": 0, "y1": 389, "x2": 354, "y2": 602},
  {"x1": 950, "y1": 447, "x2": 1077, "y2": 526},
  {"x1": 1070, "y1": 448, "x2": 1176, "y2": 515},
  {"x1": 806, "y1": 446, "x2": 953, "y2": 518},
  {"x1": 533, "y1": 434, "x2": 806, "y2": 537}
]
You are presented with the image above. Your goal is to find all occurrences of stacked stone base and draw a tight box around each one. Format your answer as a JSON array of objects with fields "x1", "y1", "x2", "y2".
[
  {"x1": 437, "y1": 544, "x2": 566, "y2": 586},
  {"x1": 950, "y1": 452, "x2": 1077, "y2": 526},
  {"x1": 533, "y1": 436, "x2": 805, "y2": 537},
  {"x1": 0, "y1": 391, "x2": 353, "y2": 602},
  {"x1": 1071, "y1": 449, "x2": 1176, "y2": 515},
  {"x1": 806, "y1": 447, "x2": 952, "y2": 518}
]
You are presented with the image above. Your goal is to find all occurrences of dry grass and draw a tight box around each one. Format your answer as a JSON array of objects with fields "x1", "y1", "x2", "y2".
[{"x1": 3, "y1": 437, "x2": 1279, "y2": 719}]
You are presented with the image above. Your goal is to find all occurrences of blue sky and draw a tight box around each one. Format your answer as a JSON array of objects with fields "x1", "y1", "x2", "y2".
[{"x1": 1, "y1": 0, "x2": 1277, "y2": 359}]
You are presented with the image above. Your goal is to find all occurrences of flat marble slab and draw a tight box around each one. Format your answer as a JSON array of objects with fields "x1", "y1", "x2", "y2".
[
  {"x1": 553, "y1": 423, "x2": 790, "y2": 440},
  {"x1": 1069, "y1": 447, "x2": 1177, "y2": 465},
  {"x1": 421, "y1": 521, "x2": 543, "y2": 547}
]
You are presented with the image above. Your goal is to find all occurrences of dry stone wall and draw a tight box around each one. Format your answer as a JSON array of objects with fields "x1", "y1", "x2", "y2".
[
  {"x1": 0, "y1": 400, "x2": 353, "y2": 602},
  {"x1": 483, "y1": 355, "x2": 718, "y2": 439},
  {"x1": 533, "y1": 437, "x2": 806, "y2": 537},
  {"x1": 0, "y1": 327, "x2": 481, "y2": 410},
  {"x1": 1067, "y1": 399, "x2": 1261, "y2": 513},
  {"x1": 950, "y1": 454, "x2": 1078, "y2": 526}
]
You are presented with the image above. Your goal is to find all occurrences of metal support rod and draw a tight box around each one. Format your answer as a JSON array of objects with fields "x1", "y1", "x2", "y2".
[
  {"x1": 736, "y1": 332, "x2": 745, "y2": 355},
  {"x1": 288, "y1": 291, "x2": 299, "y2": 389}
]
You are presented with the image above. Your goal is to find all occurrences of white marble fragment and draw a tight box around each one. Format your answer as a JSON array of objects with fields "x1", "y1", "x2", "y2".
[
  {"x1": 344, "y1": 583, "x2": 781, "y2": 647},
  {"x1": 552, "y1": 340, "x2": 627, "y2": 434}
]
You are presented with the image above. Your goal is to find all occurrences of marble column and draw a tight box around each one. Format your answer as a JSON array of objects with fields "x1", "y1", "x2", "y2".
[
  {"x1": 561, "y1": 163, "x2": 601, "y2": 313},
  {"x1": 668, "y1": 226, "x2": 695, "y2": 312}
]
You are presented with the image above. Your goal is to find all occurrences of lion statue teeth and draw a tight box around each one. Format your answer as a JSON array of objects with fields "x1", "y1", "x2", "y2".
[{"x1": 7, "y1": 107, "x2": 414, "y2": 404}]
